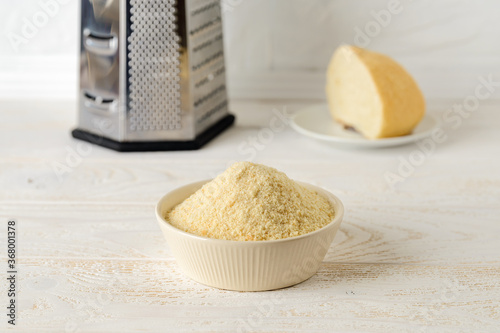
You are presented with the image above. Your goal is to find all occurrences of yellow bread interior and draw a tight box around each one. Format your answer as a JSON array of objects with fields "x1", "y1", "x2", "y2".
[{"x1": 326, "y1": 45, "x2": 425, "y2": 139}]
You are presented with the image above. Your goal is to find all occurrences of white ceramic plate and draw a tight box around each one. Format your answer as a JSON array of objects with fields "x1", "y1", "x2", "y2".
[{"x1": 291, "y1": 104, "x2": 440, "y2": 148}]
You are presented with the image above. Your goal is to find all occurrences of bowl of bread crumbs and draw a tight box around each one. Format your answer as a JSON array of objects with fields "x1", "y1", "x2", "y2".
[{"x1": 155, "y1": 162, "x2": 344, "y2": 291}]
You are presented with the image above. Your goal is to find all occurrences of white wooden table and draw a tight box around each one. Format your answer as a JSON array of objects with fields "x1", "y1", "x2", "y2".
[{"x1": 1, "y1": 98, "x2": 499, "y2": 332}]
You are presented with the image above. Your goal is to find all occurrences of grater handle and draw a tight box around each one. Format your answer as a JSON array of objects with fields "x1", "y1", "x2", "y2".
[{"x1": 83, "y1": 29, "x2": 118, "y2": 56}]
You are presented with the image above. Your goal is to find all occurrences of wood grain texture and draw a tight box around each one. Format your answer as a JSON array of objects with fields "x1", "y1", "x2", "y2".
[
  {"x1": 11, "y1": 259, "x2": 500, "y2": 333},
  {"x1": 0, "y1": 203, "x2": 498, "y2": 266},
  {"x1": 0, "y1": 99, "x2": 499, "y2": 332}
]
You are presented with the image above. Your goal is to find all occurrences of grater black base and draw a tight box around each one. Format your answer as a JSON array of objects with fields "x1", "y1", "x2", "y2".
[{"x1": 71, "y1": 114, "x2": 235, "y2": 152}]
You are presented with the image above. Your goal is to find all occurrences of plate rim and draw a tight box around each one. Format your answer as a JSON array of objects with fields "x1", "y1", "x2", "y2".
[{"x1": 291, "y1": 104, "x2": 440, "y2": 148}]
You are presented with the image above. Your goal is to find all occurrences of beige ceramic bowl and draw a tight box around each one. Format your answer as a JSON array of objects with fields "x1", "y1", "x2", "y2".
[{"x1": 156, "y1": 180, "x2": 344, "y2": 291}]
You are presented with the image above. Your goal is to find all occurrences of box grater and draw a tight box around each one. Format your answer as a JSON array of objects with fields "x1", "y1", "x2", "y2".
[{"x1": 72, "y1": 0, "x2": 234, "y2": 151}]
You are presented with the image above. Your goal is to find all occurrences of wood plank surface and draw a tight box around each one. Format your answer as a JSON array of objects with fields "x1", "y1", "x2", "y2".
[
  {"x1": 0, "y1": 203, "x2": 499, "y2": 265},
  {"x1": 11, "y1": 259, "x2": 500, "y2": 332},
  {"x1": 0, "y1": 99, "x2": 499, "y2": 332}
]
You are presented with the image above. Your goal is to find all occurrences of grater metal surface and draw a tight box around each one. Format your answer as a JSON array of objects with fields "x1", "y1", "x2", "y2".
[{"x1": 73, "y1": 0, "x2": 233, "y2": 151}]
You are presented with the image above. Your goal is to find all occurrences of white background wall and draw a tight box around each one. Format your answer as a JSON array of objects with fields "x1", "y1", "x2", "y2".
[{"x1": 0, "y1": 0, "x2": 499, "y2": 100}]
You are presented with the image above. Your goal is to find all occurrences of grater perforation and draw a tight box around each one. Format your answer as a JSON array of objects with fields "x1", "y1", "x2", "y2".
[
  {"x1": 128, "y1": 0, "x2": 182, "y2": 132},
  {"x1": 192, "y1": 33, "x2": 222, "y2": 53},
  {"x1": 191, "y1": 1, "x2": 219, "y2": 17},
  {"x1": 194, "y1": 84, "x2": 226, "y2": 108},
  {"x1": 189, "y1": 17, "x2": 221, "y2": 36},
  {"x1": 197, "y1": 100, "x2": 228, "y2": 125},
  {"x1": 192, "y1": 50, "x2": 224, "y2": 71},
  {"x1": 194, "y1": 65, "x2": 225, "y2": 89}
]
